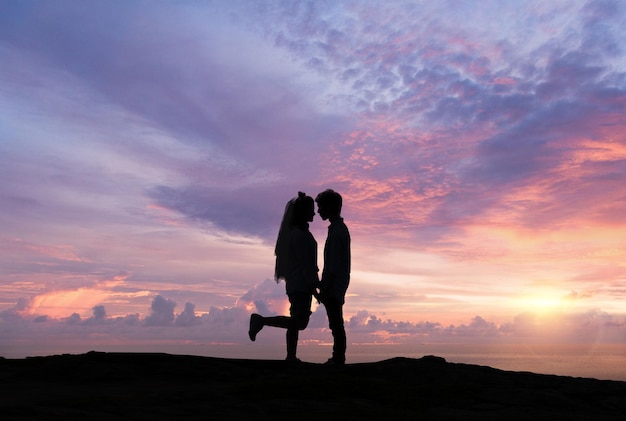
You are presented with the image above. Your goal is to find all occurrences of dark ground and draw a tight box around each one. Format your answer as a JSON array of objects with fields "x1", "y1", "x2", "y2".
[{"x1": 1, "y1": 352, "x2": 625, "y2": 420}]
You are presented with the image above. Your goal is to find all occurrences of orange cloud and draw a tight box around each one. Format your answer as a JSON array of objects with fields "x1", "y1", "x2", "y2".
[{"x1": 25, "y1": 274, "x2": 151, "y2": 318}]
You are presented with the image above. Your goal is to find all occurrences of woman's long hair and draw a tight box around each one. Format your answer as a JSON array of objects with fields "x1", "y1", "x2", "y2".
[{"x1": 274, "y1": 192, "x2": 311, "y2": 282}]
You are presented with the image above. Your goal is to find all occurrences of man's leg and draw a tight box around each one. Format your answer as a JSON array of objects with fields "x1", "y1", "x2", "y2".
[{"x1": 324, "y1": 298, "x2": 346, "y2": 363}]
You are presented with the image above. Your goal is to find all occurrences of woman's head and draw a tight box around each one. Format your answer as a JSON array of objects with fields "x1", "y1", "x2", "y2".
[{"x1": 292, "y1": 191, "x2": 315, "y2": 227}]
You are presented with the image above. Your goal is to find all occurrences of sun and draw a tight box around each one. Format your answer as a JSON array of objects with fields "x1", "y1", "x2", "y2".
[{"x1": 516, "y1": 294, "x2": 564, "y2": 316}]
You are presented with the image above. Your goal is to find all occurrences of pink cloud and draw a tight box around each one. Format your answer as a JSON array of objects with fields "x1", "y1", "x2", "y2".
[
  {"x1": 493, "y1": 77, "x2": 517, "y2": 86},
  {"x1": 1, "y1": 280, "x2": 624, "y2": 360}
]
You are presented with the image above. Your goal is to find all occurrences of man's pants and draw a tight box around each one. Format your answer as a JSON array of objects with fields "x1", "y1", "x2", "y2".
[{"x1": 323, "y1": 296, "x2": 346, "y2": 362}]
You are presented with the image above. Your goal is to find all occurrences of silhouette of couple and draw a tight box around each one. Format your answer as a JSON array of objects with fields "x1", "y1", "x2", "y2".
[{"x1": 249, "y1": 189, "x2": 351, "y2": 365}]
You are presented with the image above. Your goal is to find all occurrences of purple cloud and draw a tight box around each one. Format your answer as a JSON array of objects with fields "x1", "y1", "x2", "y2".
[
  {"x1": 143, "y1": 295, "x2": 176, "y2": 327},
  {"x1": 175, "y1": 302, "x2": 200, "y2": 327}
]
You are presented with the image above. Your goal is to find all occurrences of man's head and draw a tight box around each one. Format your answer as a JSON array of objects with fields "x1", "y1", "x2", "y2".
[{"x1": 315, "y1": 189, "x2": 342, "y2": 221}]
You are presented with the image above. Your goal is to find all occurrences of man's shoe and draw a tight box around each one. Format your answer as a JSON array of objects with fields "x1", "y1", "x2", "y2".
[
  {"x1": 285, "y1": 356, "x2": 302, "y2": 363},
  {"x1": 248, "y1": 313, "x2": 264, "y2": 341},
  {"x1": 324, "y1": 358, "x2": 345, "y2": 366}
]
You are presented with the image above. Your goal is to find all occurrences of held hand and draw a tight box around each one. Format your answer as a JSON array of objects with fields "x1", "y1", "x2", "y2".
[{"x1": 313, "y1": 289, "x2": 322, "y2": 304}]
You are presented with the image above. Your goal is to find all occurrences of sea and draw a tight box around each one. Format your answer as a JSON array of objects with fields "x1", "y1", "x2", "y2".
[
  {"x1": 197, "y1": 342, "x2": 626, "y2": 382},
  {"x1": 350, "y1": 343, "x2": 626, "y2": 382}
]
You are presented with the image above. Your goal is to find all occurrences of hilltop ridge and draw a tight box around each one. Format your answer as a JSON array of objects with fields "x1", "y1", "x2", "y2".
[{"x1": 1, "y1": 352, "x2": 625, "y2": 420}]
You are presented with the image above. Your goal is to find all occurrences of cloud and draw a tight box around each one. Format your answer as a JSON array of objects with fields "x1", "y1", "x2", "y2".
[
  {"x1": 143, "y1": 295, "x2": 176, "y2": 327},
  {"x1": 66, "y1": 313, "x2": 81, "y2": 325},
  {"x1": 2, "y1": 0, "x2": 623, "y2": 249},
  {"x1": 0, "y1": 1, "x2": 344, "y2": 246},
  {"x1": 148, "y1": 185, "x2": 296, "y2": 240},
  {"x1": 92, "y1": 305, "x2": 106, "y2": 322},
  {"x1": 0, "y1": 279, "x2": 624, "y2": 361},
  {"x1": 175, "y1": 303, "x2": 200, "y2": 327},
  {"x1": 562, "y1": 290, "x2": 596, "y2": 302},
  {"x1": 238, "y1": 278, "x2": 290, "y2": 315},
  {"x1": 33, "y1": 315, "x2": 48, "y2": 323},
  {"x1": 448, "y1": 316, "x2": 500, "y2": 337},
  {"x1": 581, "y1": 0, "x2": 626, "y2": 57}
]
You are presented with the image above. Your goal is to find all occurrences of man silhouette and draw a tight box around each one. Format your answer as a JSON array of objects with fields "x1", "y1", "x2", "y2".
[{"x1": 315, "y1": 189, "x2": 351, "y2": 365}]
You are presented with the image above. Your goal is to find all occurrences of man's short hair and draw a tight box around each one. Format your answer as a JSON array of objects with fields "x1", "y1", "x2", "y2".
[{"x1": 315, "y1": 189, "x2": 342, "y2": 215}]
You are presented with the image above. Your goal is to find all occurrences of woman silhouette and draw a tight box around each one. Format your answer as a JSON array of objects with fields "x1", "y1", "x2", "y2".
[{"x1": 248, "y1": 192, "x2": 319, "y2": 362}]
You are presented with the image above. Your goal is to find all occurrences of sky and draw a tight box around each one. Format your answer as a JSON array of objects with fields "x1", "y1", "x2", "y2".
[{"x1": 1, "y1": 0, "x2": 625, "y2": 360}]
